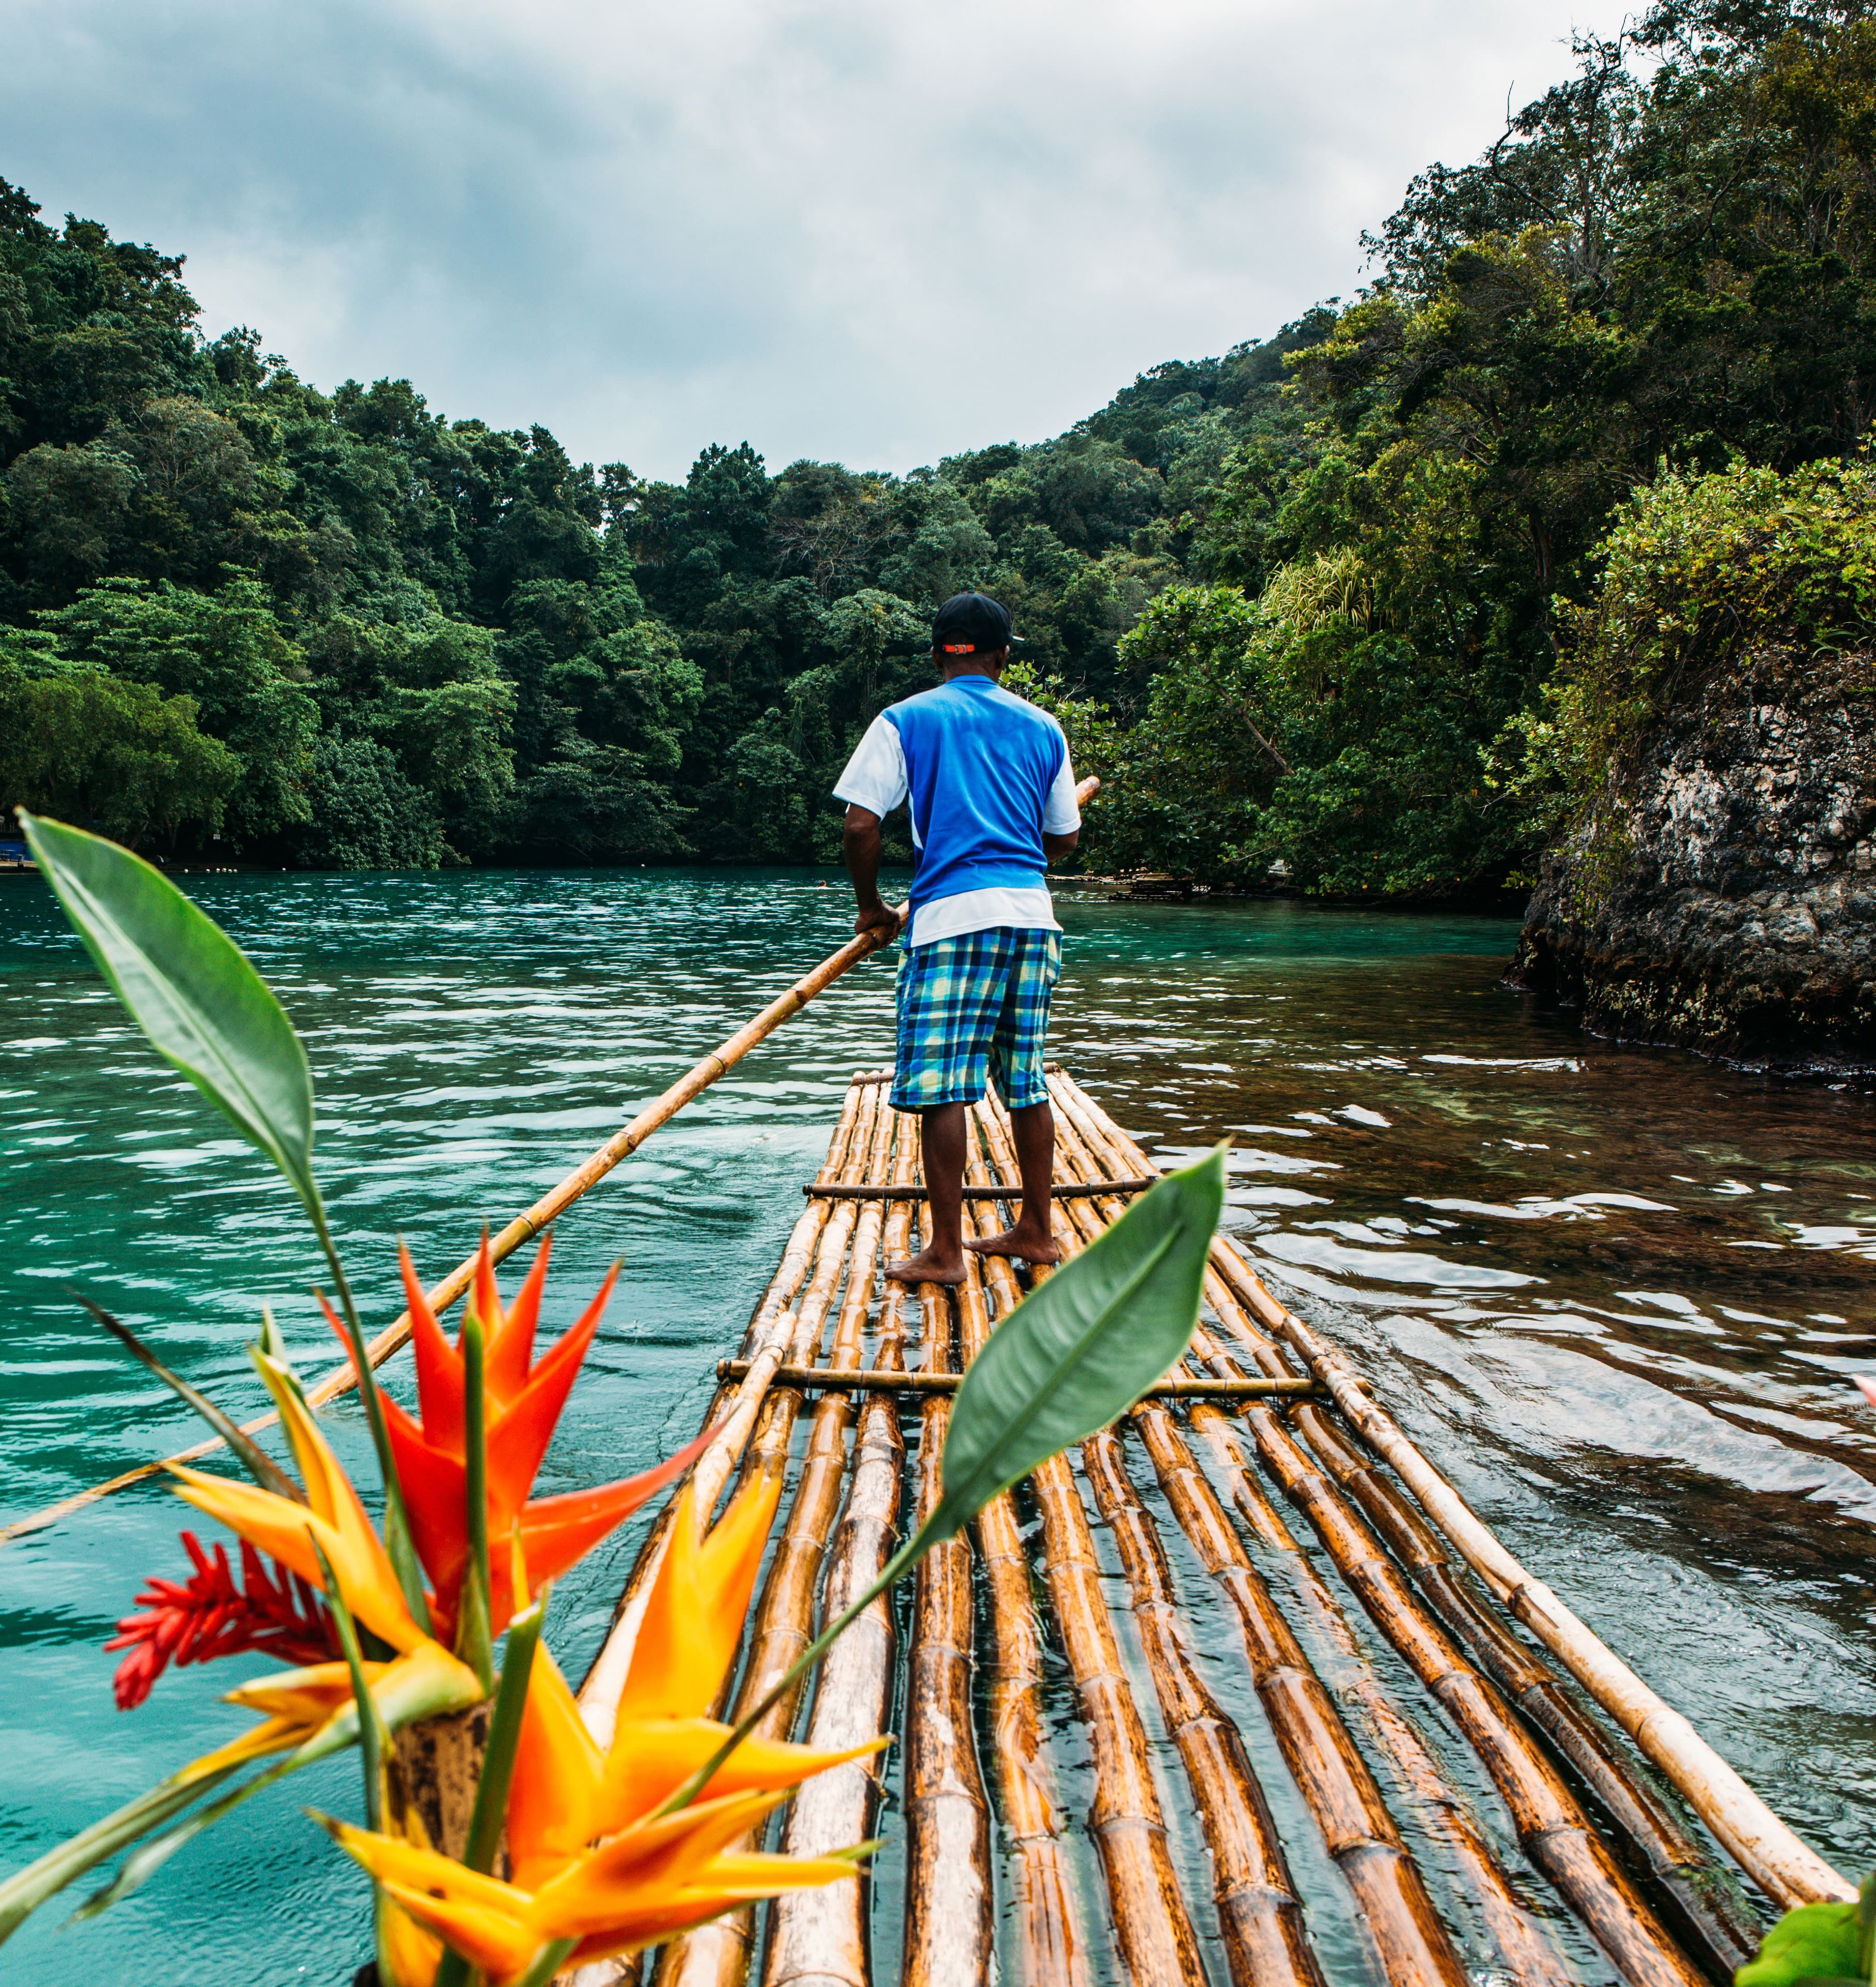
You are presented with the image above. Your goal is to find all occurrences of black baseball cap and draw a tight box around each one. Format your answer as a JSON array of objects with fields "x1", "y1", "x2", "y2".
[{"x1": 932, "y1": 591, "x2": 1017, "y2": 655}]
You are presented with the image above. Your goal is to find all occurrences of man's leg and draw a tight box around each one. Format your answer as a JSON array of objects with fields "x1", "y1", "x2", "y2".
[
  {"x1": 885, "y1": 932, "x2": 994, "y2": 1287},
  {"x1": 967, "y1": 1094, "x2": 1061, "y2": 1263},
  {"x1": 885, "y1": 1100, "x2": 968, "y2": 1285},
  {"x1": 967, "y1": 930, "x2": 1063, "y2": 1264}
]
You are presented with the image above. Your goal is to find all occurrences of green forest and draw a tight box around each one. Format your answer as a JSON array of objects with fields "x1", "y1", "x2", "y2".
[{"x1": 3, "y1": 0, "x2": 1873, "y2": 892}]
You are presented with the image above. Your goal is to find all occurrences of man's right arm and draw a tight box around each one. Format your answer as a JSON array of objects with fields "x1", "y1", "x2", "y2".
[
  {"x1": 833, "y1": 714, "x2": 909, "y2": 940},
  {"x1": 843, "y1": 805, "x2": 898, "y2": 939}
]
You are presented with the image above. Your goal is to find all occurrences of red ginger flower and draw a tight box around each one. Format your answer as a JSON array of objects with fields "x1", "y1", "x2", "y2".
[
  {"x1": 105, "y1": 1531, "x2": 336, "y2": 1711},
  {"x1": 338, "y1": 1234, "x2": 713, "y2": 1644}
]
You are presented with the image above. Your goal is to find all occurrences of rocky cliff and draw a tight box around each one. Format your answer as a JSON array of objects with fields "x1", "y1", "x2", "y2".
[{"x1": 1510, "y1": 647, "x2": 1876, "y2": 1072}]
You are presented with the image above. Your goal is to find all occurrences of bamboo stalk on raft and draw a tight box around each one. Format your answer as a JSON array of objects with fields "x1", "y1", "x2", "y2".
[
  {"x1": 970, "y1": 1111, "x2": 1209, "y2": 1986},
  {"x1": 983, "y1": 1103, "x2": 1466, "y2": 1987},
  {"x1": 4, "y1": 776, "x2": 1102, "y2": 1546},
  {"x1": 1161, "y1": 1400, "x2": 1577, "y2": 1987},
  {"x1": 564, "y1": 1088, "x2": 882, "y2": 1987},
  {"x1": 1199, "y1": 1314, "x2": 1707, "y2": 1987},
  {"x1": 1286, "y1": 1392, "x2": 1763, "y2": 1975},
  {"x1": 955, "y1": 1154, "x2": 1088, "y2": 1987},
  {"x1": 656, "y1": 1097, "x2": 892, "y2": 1987},
  {"x1": 1075, "y1": 1422, "x2": 1329, "y2": 1987},
  {"x1": 1041, "y1": 1113, "x2": 1572, "y2": 1984},
  {"x1": 899, "y1": 1118, "x2": 996, "y2": 1987},
  {"x1": 1049, "y1": 1084, "x2": 1725, "y2": 1987},
  {"x1": 1041, "y1": 1105, "x2": 1582, "y2": 1987},
  {"x1": 763, "y1": 1140, "x2": 912, "y2": 1987},
  {"x1": 974, "y1": 1111, "x2": 1339, "y2": 1987},
  {"x1": 1048, "y1": 1071, "x2": 1852, "y2": 1914}
]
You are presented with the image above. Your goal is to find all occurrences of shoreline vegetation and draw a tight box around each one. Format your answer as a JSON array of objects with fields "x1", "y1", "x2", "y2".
[{"x1": 3, "y1": 2, "x2": 1873, "y2": 908}]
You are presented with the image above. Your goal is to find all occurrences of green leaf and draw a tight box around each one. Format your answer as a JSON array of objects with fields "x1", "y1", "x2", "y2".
[
  {"x1": 69, "y1": 1757, "x2": 301, "y2": 1923},
  {"x1": 0, "y1": 1768, "x2": 240, "y2": 1947},
  {"x1": 18, "y1": 813, "x2": 316, "y2": 1211},
  {"x1": 928, "y1": 1145, "x2": 1226, "y2": 1542},
  {"x1": 1736, "y1": 1900, "x2": 1864, "y2": 1986}
]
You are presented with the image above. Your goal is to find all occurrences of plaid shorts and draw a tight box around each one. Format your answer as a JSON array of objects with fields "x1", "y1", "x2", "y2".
[{"x1": 890, "y1": 927, "x2": 1062, "y2": 1113}]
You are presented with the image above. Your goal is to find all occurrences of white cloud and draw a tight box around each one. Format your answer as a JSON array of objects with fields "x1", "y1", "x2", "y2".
[{"x1": 0, "y1": 0, "x2": 1631, "y2": 478}]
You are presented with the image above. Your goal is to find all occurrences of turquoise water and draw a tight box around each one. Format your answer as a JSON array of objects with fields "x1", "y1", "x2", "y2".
[{"x1": 1, "y1": 868, "x2": 1872, "y2": 1983}]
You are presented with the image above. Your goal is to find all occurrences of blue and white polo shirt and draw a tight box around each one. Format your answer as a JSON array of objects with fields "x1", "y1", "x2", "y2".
[{"x1": 833, "y1": 674, "x2": 1081, "y2": 947}]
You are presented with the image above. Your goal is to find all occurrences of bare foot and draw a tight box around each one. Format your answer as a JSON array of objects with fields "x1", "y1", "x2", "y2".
[
  {"x1": 965, "y1": 1225, "x2": 1062, "y2": 1265},
  {"x1": 885, "y1": 1248, "x2": 967, "y2": 1287}
]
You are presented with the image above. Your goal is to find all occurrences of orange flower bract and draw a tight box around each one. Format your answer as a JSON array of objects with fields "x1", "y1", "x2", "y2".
[
  {"x1": 347, "y1": 1236, "x2": 716, "y2": 1641},
  {"x1": 331, "y1": 1472, "x2": 885, "y2": 1985}
]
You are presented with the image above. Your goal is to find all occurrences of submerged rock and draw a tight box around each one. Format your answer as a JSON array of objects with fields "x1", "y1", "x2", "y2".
[{"x1": 1511, "y1": 647, "x2": 1876, "y2": 1072}]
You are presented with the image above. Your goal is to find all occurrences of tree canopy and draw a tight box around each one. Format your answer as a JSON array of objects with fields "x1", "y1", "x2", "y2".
[{"x1": 3, "y1": 0, "x2": 1871, "y2": 882}]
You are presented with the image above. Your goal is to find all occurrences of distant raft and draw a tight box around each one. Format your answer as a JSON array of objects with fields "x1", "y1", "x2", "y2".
[{"x1": 567, "y1": 1067, "x2": 1848, "y2": 1987}]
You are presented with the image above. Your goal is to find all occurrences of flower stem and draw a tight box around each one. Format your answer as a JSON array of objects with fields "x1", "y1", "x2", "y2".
[
  {"x1": 464, "y1": 1593, "x2": 545, "y2": 1874},
  {"x1": 314, "y1": 1534, "x2": 390, "y2": 1832},
  {"x1": 433, "y1": 1594, "x2": 549, "y2": 1987},
  {"x1": 307, "y1": 1197, "x2": 431, "y2": 1635},
  {"x1": 511, "y1": 1936, "x2": 580, "y2": 1987},
  {"x1": 455, "y1": 1313, "x2": 496, "y2": 1696}
]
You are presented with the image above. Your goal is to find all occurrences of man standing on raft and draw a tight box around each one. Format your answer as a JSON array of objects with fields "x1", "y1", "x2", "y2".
[{"x1": 834, "y1": 590, "x2": 1082, "y2": 1286}]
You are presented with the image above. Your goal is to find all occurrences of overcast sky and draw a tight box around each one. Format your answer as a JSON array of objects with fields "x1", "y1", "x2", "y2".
[{"x1": 1, "y1": 0, "x2": 1628, "y2": 482}]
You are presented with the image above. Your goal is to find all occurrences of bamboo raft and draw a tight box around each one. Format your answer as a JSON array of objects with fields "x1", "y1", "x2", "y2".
[{"x1": 563, "y1": 1066, "x2": 1850, "y2": 1987}]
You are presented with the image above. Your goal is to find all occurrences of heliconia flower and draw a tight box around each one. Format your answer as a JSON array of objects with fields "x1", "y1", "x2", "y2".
[
  {"x1": 330, "y1": 1792, "x2": 866, "y2": 1984},
  {"x1": 168, "y1": 1355, "x2": 426, "y2": 1653},
  {"x1": 154, "y1": 1355, "x2": 486, "y2": 1772},
  {"x1": 105, "y1": 1532, "x2": 336, "y2": 1711},
  {"x1": 348, "y1": 1236, "x2": 716, "y2": 1641},
  {"x1": 328, "y1": 1474, "x2": 885, "y2": 1984}
]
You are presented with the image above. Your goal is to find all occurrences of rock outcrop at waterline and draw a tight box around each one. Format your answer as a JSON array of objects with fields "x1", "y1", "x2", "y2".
[{"x1": 1510, "y1": 646, "x2": 1876, "y2": 1072}]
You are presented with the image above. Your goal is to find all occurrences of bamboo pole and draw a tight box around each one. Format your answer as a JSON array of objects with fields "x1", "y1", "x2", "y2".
[
  {"x1": 1051, "y1": 1070, "x2": 1853, "y2": 1911},
  {"x1": 1041, "y1": 1096, "x2": 1565, "y2": 1979},
  {"x1": 957, "y1": 1149, "x2": 1089, "y2": 1987},
  {"x1": 576, "y1": 1082, "x2": 875, "y2": 1744},
  {"x1": 970, "y1": 1108, "x2": 1208, "y2": 1987},
  {"x1": 712, "y1": 1364, "x2": 1326, "y2": 1400},
  {"x1": 899, "y1": 1110, "x2": 995, "y2": 1987},
  {"x1": 1076, "y1": 1425, "x2": 1329, "y2": 1987},
  {"x1": 655, "y1": 1095, "x2": 889, "y2": 1987},
  {"x1": 803, "y1": 1179, "x2": 1159, "y2": 1201},
  {"x1": 1289, "y1": 1400, "x2": 1763, "y2": 1977},
  {"x1": 1008, "y1": 1106, "x2": 1466, "y2": 1987},
  {"x1": 763, "y1": 1132, "x2": 912, "y2": 1987},
  {"x1": 15, "y1": 776, "x2": 1097, "y2": 1544},
  {"x1": 0, "y1": 908, "x2": 917, "y2": 1544}
]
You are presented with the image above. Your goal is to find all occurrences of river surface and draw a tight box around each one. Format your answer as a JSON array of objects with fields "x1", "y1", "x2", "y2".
[{"x1": 0, "y1": 867, "x2": 1871, "y2": 1985}]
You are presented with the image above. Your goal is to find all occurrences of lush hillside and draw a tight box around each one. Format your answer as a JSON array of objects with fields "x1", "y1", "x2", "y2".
[{"x1": 4, "y1": 0, "x2": 1873, "y2": 886}]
